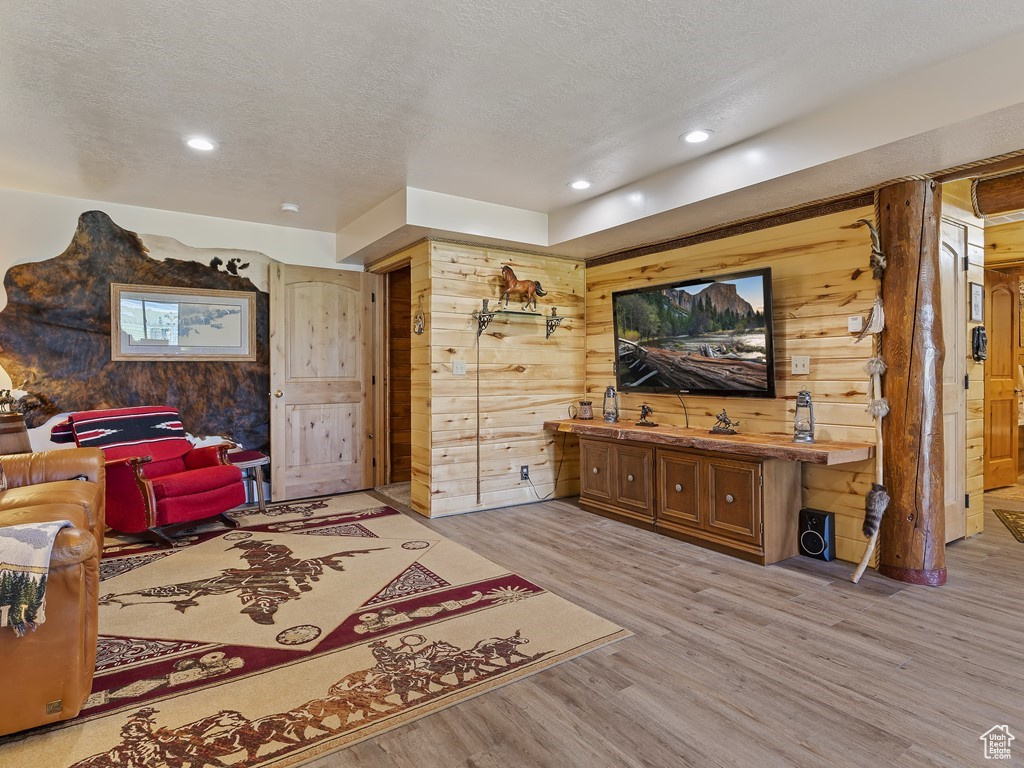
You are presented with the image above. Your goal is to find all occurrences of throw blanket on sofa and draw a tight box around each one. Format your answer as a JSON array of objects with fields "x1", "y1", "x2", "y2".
[{"x1": 0, "y1": 520, "x2": 72, "y2": 636}]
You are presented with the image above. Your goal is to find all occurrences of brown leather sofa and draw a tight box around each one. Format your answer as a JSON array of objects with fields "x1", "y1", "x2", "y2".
[{"x1": 0, "y1": 448, "x2": 105, "y2": 736}]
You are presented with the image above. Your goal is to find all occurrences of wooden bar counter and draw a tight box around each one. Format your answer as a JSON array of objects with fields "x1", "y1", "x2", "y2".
[{"x1": 544, "y1": 419, "x2": 875, "y2": 565}]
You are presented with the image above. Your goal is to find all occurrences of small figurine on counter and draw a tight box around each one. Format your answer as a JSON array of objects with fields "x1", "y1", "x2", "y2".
[
  {"x1": 635, "y1": 403, "x2": 658, "y2": 427},
  {"x1": 710, "y1": 409, "x2": 740, "y2": 435}
]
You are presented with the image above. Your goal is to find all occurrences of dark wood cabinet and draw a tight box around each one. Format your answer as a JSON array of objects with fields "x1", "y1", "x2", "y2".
[{"x1": 579, "y1": 436, "x2": 800, "y2": 565}]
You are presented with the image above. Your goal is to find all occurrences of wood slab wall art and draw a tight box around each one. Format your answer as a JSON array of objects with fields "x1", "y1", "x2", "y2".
[{"x1": 0, "y1": 210, "x2": 270, "y2": 450}]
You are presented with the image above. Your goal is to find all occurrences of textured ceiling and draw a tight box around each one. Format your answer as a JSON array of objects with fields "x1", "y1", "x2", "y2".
[{"x1": 2, "y1": 1, "x2": 1024, "y2": 238}]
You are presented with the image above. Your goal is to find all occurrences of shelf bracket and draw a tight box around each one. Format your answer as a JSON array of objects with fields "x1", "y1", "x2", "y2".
[
  {"x1": 476, "y1": 310, "x2": 497, "y2": 336},
  {"x1": 545, "y1": 313, "x2": 564, "y2": 339}
]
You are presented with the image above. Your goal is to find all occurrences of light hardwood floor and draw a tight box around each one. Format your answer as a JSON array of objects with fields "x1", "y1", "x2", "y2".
[{"x1": 314, "y1": 494, "x2": 1024, "y2": 767}]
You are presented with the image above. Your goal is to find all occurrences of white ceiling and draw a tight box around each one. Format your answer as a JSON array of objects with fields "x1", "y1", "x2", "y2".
[{"x1": 3, "y1": 1, "x2": 1024, "y2": 258}]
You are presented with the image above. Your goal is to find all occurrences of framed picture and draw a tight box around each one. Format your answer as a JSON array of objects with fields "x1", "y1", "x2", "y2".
[
  {"x1": 111, "y1": 284, "x2": 257, "y2": 361},
  {"x1": 970, "y1": 282, "x2": 984, "y2": 323}
]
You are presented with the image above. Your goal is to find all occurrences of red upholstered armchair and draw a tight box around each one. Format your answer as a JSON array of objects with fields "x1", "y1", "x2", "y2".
[{"x1": 51, "y1": 406, "x2": 245, "y2": 545}]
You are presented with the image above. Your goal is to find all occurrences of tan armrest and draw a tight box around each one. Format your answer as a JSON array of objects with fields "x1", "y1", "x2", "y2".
[{"x1": 0, "y1": 448, "x2": 105, "y2": 488}]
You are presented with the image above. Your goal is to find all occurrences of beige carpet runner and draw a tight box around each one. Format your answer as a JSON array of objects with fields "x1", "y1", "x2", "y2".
[{"x1": 0, "y1": 494, "x2": 628, "y2": 767}]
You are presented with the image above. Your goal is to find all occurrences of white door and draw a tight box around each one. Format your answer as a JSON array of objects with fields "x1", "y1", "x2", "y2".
[
  {"x1": 269, "y1": 264, "x2": 377, "y2": 500},
  {"x1": 939, "y1": 219, "x2": 967, "y2": 542}
]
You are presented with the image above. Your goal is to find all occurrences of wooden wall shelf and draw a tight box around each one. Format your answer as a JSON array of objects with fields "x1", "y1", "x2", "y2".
[{"x1": 544, "y1": 419, "x2": 875, "y2": 466}]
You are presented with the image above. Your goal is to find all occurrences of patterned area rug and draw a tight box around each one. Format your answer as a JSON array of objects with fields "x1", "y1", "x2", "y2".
[
  {"x1": 1, "y1": 494, "x2": 628, "y2": 767},
  {"x1": 993, "y1": 508, "x2": 1024, "y2": 543}
]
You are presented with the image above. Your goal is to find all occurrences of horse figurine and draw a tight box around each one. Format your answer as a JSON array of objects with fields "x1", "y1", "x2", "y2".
[{"x1": 499, "y1": 265, "x2": 547, "y2": 311}]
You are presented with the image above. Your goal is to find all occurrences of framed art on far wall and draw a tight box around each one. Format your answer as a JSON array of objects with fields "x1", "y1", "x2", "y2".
[
  {"x1": 970, "y1": 281, "x2": 984, "y2": 323},
  {"x1": 110, "y1": 283, "x2": 257, "y2": 361}
]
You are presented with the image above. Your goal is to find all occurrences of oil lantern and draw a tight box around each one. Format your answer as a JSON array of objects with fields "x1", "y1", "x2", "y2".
[
  {"x1": 793, "y1": 390, "x2": 815, "y2": 443},
  {"x1": 602, "y1": 385, "x2": 620, "y2": 423}
]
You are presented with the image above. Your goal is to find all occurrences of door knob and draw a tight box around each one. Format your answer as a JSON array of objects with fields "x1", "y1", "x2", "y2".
[
  {"x1": 272, "y1": 390, "x2": 283, "y2": 398},
  {"x1": 675, "y1": 483, "x2": 683, "y2": 492},
  {"x1": 627, "y1": 474, "x2": 634, "y2": 482},
  {"x1": 725, "y1": 493, "x2": 735, "y2": 503},
  {"x1": 592, "y1": 467, "x2": 599, "y2": 474}
]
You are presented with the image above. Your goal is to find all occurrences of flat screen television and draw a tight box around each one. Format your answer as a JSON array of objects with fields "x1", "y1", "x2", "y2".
[{"x1": 612, "y1": 267, "x2": 776, "y2": 398}]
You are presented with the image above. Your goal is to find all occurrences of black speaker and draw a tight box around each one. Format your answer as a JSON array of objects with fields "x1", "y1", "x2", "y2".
[{"x1": 798, "y1": 508, "x2": 834, "y2": 561}]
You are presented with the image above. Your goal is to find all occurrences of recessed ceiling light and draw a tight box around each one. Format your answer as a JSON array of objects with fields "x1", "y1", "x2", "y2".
[
  {"x1": 185, "y1": 136, "x2": 217, "y2": 151},
  {"x1": 569, "y1": 180, "x2": 592, "y2": 190},
  {"x1": 681, "y1": 129, "x2": 713, "y2": 144},
  {"x1": 280, "y1": 203, "x2": 300, "y2": 213}
]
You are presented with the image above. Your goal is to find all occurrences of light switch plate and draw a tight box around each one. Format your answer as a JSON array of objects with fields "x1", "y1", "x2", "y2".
[
  {"x1": 791, "y1": 355, "x2": 811, "y2": 375},
  {"x1": 847, "y1": 315, "x2": 864, "y2": 333},
  {"x1": 452, "y1": 360, "x2": 467, "y2": 375}
]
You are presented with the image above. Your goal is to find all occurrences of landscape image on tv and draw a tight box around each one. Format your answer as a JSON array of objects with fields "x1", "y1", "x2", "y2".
[{"x1": 612, "y1": 269, "x2": 774, "y2": 396}]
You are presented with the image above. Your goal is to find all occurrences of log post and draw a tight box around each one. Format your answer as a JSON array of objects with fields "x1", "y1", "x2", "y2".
[{"x1": 877, "y1": 179, "x2": 946, "y2": 586}]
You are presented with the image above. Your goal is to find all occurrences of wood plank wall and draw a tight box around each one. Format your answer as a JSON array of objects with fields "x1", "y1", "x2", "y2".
[
  {"x1": 423, "y1": 242, "x2": 584, "y2": 516},
  {"x1": 585, "y1": 208, "x2": 878, "y2": 563},
  {"x1": 408, "y1": 243, "x2": 432, "y2": 515},
  {"x1": 388, "y1": 266, "x2": 412, "y2": 483},
  {"x1": 943, "y1": 180, "x2": 985, "y2": 536}
]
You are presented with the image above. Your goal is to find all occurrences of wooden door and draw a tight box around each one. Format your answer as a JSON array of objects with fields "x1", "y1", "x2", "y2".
[
  {"x1": 985, "y1": 269, "x2": 1019, "y2": 489},
  {"x1": 270, "y1": 264, "x2": 377, "y2": 500},
  {"x1": 657, "y1": 450, "x2": 701, "y2": 528},
  {"x1": 939, "y1": 221, "x2": 967, "y2": 541},
  {"x1": 704, "y1": 457, "x2": 762, "y2": 547}
]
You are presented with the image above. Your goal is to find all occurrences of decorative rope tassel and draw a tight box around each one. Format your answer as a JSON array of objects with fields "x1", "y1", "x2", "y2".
[
  {"x1": 852, "y1": 205, "x2": 888, "y2": 584},
  {"x1": 865, "y1": 356, "x2": 887, "y2": 376},
  {"x1": 866, "y1": 398, "x2": 890, "y2": 419}
]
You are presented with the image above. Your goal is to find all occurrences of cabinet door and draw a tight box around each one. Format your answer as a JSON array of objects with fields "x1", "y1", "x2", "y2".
[
  {"x1": 580, "y1": 439, "x2": 613, "y2": 502},
  {"x1": 614, "y1": 445, "x2": 654, "y2": 520},
  {"x1": 705, "y1": 457, "x2": 762, "y2": 546},
  {"x1": 658, "y1": 451, "x2": 701, "y2": 527}
]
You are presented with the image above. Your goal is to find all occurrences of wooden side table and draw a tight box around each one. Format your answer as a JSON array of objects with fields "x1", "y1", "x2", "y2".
[{"x1": 227, "y1": 450, "x2": 270, "y2": 512}]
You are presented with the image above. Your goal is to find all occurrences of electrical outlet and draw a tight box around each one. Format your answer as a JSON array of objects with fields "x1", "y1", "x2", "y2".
[
  {"x1": 520, "y1": 465, "x2": 529, "y2": 480},
  {"x1": 452, "y1": 360, "x2": 467, "y2": 375},
  {"x1": 791, "y1": 355, "x2": 811, "y2": 375},
  {"x1": 847, "y1": 315, "x2": 864, "y2": 333}
]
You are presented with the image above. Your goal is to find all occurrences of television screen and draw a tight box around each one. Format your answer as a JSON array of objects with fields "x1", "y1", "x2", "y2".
[{"x1": 612, "y1": 267, "x2": 775, "y2": 398}]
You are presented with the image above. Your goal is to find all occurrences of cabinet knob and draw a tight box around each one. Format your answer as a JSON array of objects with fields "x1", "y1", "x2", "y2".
[
  {"x1": 725, "y1": 493, "x2": 735, "y2": 503},
  {"x1": 627, "y1": 474, "x2": 634, "y2": 482},
  {"x1": 592, "y1": 467, "x2": 599, "y2": 474},
  {"x1": 674, "y1": 483, "x2": 683, "y2": 492}
]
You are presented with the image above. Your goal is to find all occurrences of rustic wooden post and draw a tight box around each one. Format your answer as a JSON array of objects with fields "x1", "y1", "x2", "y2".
[{"x1": 877, "y1": 179, "x2": 946, "y2": 585}]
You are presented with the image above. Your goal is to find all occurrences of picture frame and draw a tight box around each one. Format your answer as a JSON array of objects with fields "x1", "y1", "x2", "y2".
[
  {"x1": 969, "y1": 282, "x2": 984, "y2": 323},
  {"x1": 111, "y1": 283, "x2": 257, "y2": 361}
]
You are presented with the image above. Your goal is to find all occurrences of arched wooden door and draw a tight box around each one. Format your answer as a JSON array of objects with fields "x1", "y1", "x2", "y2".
[
  {"x1": 984, "y1": 270, "x2": 1019, "y2": 489},
  {"x1": 269, "y1": 264, "x2": 379, "y2": 500}
]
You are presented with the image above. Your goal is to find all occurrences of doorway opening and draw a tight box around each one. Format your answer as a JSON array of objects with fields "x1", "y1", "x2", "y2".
[{"x1": 377, "y1": 264, "x2": 413, "y2": 508}]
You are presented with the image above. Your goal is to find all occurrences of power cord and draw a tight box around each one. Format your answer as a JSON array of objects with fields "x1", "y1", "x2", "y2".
[
  {"x1": 676, "y1": 394, "x2": 690, "y2": 428},
  {"x1": 527, "y1": 432, "x2": 567, "y2": 501}
]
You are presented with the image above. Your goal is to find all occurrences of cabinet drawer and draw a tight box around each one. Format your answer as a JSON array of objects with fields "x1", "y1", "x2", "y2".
[
  {"x1": 658, "y1": 451, "x2": 701, "y2": 527},
  {"x1": 706, "y1": 457, "x2": 762, "y2": 546},
  {"x1": 580, "y1": 439, "x2": 613, "y2": 501},
  {"x1": 614, "y1": 445, "x2": 654, "y2": 520}
]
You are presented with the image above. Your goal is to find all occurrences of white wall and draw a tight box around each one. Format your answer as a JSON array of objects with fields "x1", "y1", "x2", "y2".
[{"x1": 0, "y1": 187, "x2": 343, "y2": 289}]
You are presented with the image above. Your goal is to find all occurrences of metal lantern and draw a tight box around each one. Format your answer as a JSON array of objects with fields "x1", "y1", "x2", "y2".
[
  {"x1": 793, "y1": 390, "x2": 815, "y2": 443},
  {"x1": 602, "y1": 385, "x2": 620, "y2": 423}
]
